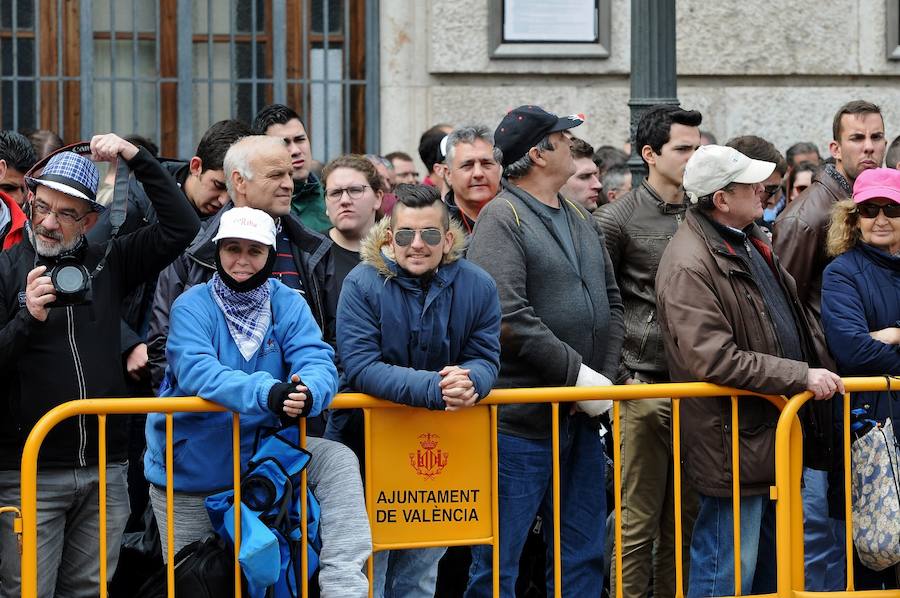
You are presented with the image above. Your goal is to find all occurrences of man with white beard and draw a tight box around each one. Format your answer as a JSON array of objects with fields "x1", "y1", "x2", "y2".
[{"x1": 0, "y1": 133, "x2": 199, "y2": 597}]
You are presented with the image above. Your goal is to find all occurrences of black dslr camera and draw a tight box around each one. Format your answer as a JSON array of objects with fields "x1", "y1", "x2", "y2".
[{"x1": 46, "y1": 255, "x2": 93, "y2": 307}]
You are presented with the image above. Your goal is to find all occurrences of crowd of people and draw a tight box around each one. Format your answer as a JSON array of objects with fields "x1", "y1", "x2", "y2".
[{"x1": 0, "y1": 96, "x2": 897, "y2": 598}]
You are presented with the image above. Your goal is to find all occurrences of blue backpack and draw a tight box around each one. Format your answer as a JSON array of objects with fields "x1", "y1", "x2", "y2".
[{"x1": 206, "y1": 426, "x2": 322, "y2": 598}]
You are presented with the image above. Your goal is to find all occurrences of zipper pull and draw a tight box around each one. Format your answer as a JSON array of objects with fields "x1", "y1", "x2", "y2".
[{"x1": 646, "y1": 309, "x2": 654, "y2": 323}]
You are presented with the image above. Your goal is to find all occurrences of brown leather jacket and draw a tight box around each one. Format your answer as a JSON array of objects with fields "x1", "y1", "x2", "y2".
[
  {"x1": 656, "y1": 209, "x2": 834, "y2": 497},
  {"x1": 594, "y1": 180, "x2": 687, "y2": 381},
  {"x1": 772, "y1": 167, "x2": 849, "y2": 320}
]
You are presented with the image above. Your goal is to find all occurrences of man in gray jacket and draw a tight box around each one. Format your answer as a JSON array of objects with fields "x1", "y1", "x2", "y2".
[{"x1": 465, "y1": 105, "x2": 624, "y2": 597}]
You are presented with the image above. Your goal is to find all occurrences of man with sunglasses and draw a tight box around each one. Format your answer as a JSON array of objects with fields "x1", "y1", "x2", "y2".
[
  {"x1": 0, "y1": 133, "x2": 200, "y2": 597},
  {"x1": 726, "y1": 135, "x2": 788, "y2": 238},
  {"x1": 335, "y1": 184, "x2": 501, "y2": 598}
]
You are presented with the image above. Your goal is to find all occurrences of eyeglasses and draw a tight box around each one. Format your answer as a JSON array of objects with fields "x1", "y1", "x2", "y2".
[
  {"x1": 30, "y1": 200, "x2": 91, "y2": 225},
  {"x1": 762, "y1": 185, "x2": 782, "y2": 199},
  {"x1": 325, "y1": 184, "x2": 370, "y2": 202},
  {"x1": 393, "y1": 228, "x2": 443, "y2": 247},
  {"x1": 856, "y1": 202, "x2": 900, "y2": 219}
]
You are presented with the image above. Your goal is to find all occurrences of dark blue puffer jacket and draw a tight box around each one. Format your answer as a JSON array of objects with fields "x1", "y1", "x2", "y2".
[
  {"x1": 326, "y1": 219, "x2": 501, "y2": 453},
  {"x1": 822, "y1": 242, "x2": 900, "y2": 431}
]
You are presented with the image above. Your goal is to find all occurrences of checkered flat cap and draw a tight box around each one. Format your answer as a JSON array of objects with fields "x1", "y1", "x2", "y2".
[{"x1": 26, "y1": 151, "x2": 103, "y2": 212}]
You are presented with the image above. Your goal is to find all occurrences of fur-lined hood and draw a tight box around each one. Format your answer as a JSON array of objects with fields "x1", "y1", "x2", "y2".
[{"x1": 359, "y1": 216, "x2": 468, "y2": 279}]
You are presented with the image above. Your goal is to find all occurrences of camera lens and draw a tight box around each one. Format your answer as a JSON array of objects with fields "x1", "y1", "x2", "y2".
[{"x1": 54, "y1": 265, "x2": 86, "y2": 294}]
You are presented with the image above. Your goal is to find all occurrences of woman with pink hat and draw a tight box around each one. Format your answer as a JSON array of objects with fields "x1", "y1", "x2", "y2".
[{"x1": 821, "y1": 166, "x2": 900, "y2": 589}]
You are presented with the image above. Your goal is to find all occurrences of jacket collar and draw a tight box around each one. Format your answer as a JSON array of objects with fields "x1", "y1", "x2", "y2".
[
  {"x1": 359, "y1": 217, "x2": 467, "y2": 281},
  {"x1": 161, "y1": 159, "x2": 190, "y2": 187},
  {"x1": 686, "y1": 209, "x2": 773, "y2": 275},
  {"x1": 0, "y1": 190, "x2": 26, "y2": 250},
  {"x1": 444, "y1": 189, "x2": 478, "y2": 235},
  {"x1": 858, "y1": 241, "x2": 900, "y2": 271},
  {"x1": 641, "y1": 179, "x2": 689, "y2": 214},
  {"x1": 293, "y1": 172, "x2": 322, "y2": 202},
  {"x1": 811, "y1": 165, "x2": 850, "y2": 203}
]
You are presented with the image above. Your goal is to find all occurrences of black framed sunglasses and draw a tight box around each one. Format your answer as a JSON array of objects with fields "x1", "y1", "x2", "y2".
[
  {"x1": 393, "y1": 228, "x2": 443, "y2": 247},
  {"x1": 857, "y1": 202, "x2": 900, "y2": 219},
  {"x1": 762, "y1": 185, "x2": 782, "y2": 199}
]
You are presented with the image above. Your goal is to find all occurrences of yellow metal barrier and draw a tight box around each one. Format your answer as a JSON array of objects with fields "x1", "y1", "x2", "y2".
[
  {"x1": 15, "y1": 382, "x2": 787, "y2": 598},
  {"x1": 774, "y1": 376, "x2": 900, "y2": 598}
]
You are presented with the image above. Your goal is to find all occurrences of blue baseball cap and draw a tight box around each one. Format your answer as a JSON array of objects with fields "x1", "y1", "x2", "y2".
[{"x1": 25, "y1": 151, "x2": 103, "y2": 212}]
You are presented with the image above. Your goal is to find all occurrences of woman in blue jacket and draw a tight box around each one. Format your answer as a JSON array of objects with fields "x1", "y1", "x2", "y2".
[
  {"x1": 822, "y1": 167, "x2": 900, "y2": 589},
  {"x1": 144, "y1": 206, "x2": 370, "y2": 595}
]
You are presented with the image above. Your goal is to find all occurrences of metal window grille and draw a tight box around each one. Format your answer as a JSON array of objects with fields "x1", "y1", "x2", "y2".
[{"x1": 0, "y1": 0, "x2": 379, "y2": 159}]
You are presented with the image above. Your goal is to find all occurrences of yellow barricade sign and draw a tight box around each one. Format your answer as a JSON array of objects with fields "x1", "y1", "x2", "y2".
[{"x1": 366, "y1": 405, "x2": 493, "y2": 548}]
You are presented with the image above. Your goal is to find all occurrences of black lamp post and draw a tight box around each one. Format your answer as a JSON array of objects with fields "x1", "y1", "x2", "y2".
[{"x1": 627, "y1": 0, "x2": 679, "y2": 186}]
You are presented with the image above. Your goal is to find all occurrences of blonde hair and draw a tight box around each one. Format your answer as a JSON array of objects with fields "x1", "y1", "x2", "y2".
[{"x1": 826, "y1": 199, "x2": 862, "y2": 257}]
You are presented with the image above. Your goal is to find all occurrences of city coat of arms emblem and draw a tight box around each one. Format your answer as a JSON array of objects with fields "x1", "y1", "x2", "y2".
[{"x1": 409, "y1": 433, "x2": 449, "y2": 480}]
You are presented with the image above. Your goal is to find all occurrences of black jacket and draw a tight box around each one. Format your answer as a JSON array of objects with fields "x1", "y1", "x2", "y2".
[
  {"x1": 88, "y1": 160, "x2": 197, "y2": 353},
  {"x1": 0, "y1": 148, "x2": 200, "y2": 469},
  {"x1": 147, "y1": 203, "x2": 336, "y2": 393}
]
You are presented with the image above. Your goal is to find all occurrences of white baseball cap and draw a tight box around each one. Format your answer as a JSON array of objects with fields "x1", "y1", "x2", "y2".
[
  {"x1": 212, "y1": 207, "x2": 277, "y2": 247},
  {"x1": 683, "y1": 145, "x2": 775, "y2": 203}
]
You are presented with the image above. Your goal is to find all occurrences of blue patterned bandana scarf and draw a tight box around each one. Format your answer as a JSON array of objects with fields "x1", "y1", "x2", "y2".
[{"x1": 210, "y1": 272, "x2": 271, "y2": 361}]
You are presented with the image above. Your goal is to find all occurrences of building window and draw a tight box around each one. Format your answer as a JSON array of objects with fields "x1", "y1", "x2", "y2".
[
  {"x1": 887, "y1": 0, "x2": 900, "y2": 59},
  {"x1": 489, "y1": 0, "x2": 611, "y2": 59},
  {"x1": 0, "y1": 0, "x2": 378, "y2": 159}
]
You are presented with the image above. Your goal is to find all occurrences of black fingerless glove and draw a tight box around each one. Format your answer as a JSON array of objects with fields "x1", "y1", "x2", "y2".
[{"x1": 266, "y1": 380, "x2": 314, "y2": 426}]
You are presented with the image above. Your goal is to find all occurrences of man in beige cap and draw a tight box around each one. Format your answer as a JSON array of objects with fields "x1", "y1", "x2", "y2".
[{"x1": 654, "y1": 145, "x2": 842, "y2": 596}]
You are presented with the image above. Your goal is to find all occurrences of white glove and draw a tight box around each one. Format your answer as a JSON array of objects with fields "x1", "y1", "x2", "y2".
[{"x1": 574, "y1": 364, "x2": 613, "y2": 416}]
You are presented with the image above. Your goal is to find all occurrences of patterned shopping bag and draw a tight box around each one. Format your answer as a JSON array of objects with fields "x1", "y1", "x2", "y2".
[{"x1": 851, "y1": 417, "x2": 900, "y2": 571}]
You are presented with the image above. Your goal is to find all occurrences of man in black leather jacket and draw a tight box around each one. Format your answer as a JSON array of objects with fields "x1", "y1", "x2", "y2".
[{"x1": 593, "y1": 105, "x2": 702, "y2": 598}]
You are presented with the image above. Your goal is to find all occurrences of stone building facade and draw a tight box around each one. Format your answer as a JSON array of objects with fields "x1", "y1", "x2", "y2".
[{"x1": 379, "y1": 0, "x2": 900, "y2": 164}]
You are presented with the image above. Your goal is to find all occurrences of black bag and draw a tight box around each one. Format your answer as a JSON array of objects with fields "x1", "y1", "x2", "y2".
[
  {"x1": 110, "y1": 502, "x2": 162, "y2": 597},
  {"x1": 134, "y1": 535, "x2": 235, "y2": 598}
]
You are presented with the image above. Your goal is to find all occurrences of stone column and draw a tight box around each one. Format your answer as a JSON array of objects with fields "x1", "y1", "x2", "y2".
[{"x1": 627, "y1": 0, "x2": 679, "y2": 186}]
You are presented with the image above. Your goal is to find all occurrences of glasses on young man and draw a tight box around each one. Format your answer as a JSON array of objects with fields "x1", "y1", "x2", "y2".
[
  {"x1": 392, "y1": 228, "x2": 443, "y2": 247},
  {"x1": 857, "y1": 202, "x2": 900, "y2": 219},
  {"x1": 325, "y1": 184, "x2": 370, "y2": 202},
  {"x1": 30, "y1": 200, "x2": 91, "y2": 226}
]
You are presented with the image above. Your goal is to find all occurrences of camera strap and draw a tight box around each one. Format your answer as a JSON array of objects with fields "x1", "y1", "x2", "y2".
[{"x1": 90, "y1": 157, "x2": 130, "y2": 277}]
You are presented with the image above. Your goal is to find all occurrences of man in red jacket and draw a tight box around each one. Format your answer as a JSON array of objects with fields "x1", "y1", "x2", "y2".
[{"x1": 0, "y1": 130, "x2": 37, "y2": 249}]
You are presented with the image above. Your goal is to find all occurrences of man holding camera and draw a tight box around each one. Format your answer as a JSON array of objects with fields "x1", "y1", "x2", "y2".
[{"x1": 0, "y1": 133, "x2": 200, "y2": 597}]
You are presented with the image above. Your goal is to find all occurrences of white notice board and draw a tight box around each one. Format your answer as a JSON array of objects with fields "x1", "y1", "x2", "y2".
[{"x1": 502, "y1": 0, "x2": 598, "y2": 43}]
